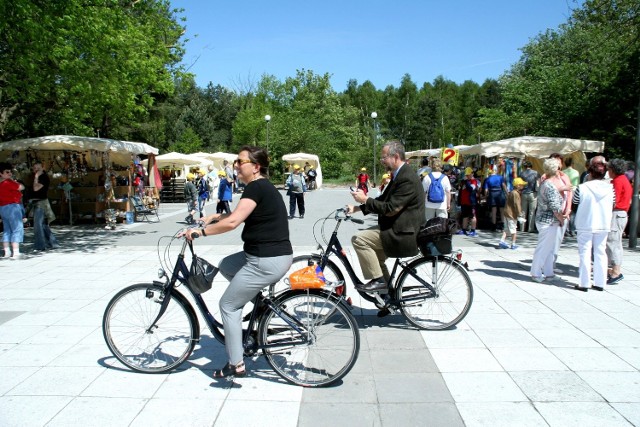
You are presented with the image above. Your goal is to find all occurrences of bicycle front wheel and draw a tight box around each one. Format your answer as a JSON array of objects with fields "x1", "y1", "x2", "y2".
[
  {"x1": 102, "y1": 283, "x2": 199, "y2": 373},
  {"x1": 397, "y1": 256, "x2": 473, "y2": 330},
  {"x1": 258, "y1": 290, "x2": 359, "y2": 387}
]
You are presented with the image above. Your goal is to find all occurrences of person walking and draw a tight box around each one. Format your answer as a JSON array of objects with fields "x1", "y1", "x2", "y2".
[
  {"x1": 356, "y1": 167, "x2": 371, "y2": 195},
  {"x1": 457, "y1": 167, "x2": 480, "y2": 237},
  {"x1": 347, "y1": 140, "x2": 425, "y2": 293},
  {"x1": 482, "y1": 165, "x2": 507, "y2": 231},
  {"x1": 183, "y1": 173, "x2": 198, "y2": 224},
  {"x1": 182, "y1": 146, "x2": 292, "y2": 379},
  {"x1": 530, "y1": 159, "x2": 565, "y2": 282},
  {"x1": 520, "y1": 161, "x2": 540, "y2": 232},
  {"x1": 563, "y1": 157, "x2": 580, "y2": 236},
  {"x1": 0, "y1": 163, "x2": 26, "y2": 259},
  {"x1": 498, "y1": 177, "x2": 526, "y2": 250},
  {"x1": 216, "y1": 170, "x2": 232, "y2": 215},
  {"x1": 606, "y1": 158, "x2": 633, "y2": 285},
  {"x1": 421, "y1": 158, "x2": 451, "y2": 220},
  {"x1": 573, "y1": 158, "x2": 613, "y2": 292},
  {"x1": 30, "y1": 161, "x2": 59, "y2": 251},
  {"x1": 196, "y1": 169, "x2": 209, "y2": 218},
  {"x1": 286, "y1": 164, "x2": 306, "y2": 219}
]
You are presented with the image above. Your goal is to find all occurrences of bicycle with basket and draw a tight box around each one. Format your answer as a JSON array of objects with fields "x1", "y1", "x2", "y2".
[
  {"x1": 102, "y1": 229, "x2": 360, "y2": 387},
  {"x1": 282, "y1": 209, "x2": 473, "y2": 330}
]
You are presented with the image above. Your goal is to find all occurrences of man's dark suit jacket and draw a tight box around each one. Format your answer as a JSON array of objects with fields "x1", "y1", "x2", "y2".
[{"x1": 360, "y1": 163, "x2": 426, "y2": 258}]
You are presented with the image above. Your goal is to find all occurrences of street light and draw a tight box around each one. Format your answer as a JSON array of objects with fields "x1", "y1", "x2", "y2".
[
  {"x1": 264, "y1": 114, "x2": 271, "y2": 153},
  {"x1": 371, "y1": 111, "x2": 378, "y2": 184}
]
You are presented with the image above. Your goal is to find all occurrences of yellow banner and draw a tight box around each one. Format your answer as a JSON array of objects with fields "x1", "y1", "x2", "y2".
[{"x1": 441, "y1": 148, "x2": 459, "y2": 165}]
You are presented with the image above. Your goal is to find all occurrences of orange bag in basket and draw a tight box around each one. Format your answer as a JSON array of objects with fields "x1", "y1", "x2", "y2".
[{"x1": 289, "y1": 265, "x2": 326, "y2": 290}]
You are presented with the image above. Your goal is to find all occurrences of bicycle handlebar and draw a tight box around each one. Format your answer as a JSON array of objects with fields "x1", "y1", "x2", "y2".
[{"x1": 335, "y1": 208, "x2": 365, "y2": 224}]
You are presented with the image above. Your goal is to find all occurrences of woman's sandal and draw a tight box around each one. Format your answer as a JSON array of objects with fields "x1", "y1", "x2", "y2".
[{"x1": 213, "y1": 361, "x2": 246, "y2": 378}]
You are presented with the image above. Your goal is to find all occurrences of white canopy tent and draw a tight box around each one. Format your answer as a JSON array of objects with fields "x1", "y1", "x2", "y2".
[
  {"x1": 0, "y1": 134, "x2": 158, "y2": 166},
  {"x1": 192, "y1": 152, "x2": 237, "y2": 170},
  {"x1": 142, "y1": 152, "x2": 214, "y2": 178},
  {"x1": 461, "y1": 136, "x2": 605, "y2": 174},
  {"x1": 282, "y1": 152, "x2": 323, "y2": 189},
  {"x1": 462, "y1": 136, "x2": 604, "y2": 158}
]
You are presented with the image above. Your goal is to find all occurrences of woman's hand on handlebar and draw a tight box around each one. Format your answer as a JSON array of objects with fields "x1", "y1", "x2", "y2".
[{"x1": 177, "y1": 227, "x2": 202, "y2": 240}]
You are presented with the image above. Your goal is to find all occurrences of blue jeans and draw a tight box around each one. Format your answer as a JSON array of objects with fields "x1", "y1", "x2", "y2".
[
  {"x1": 33, "y1": 205, "x2": 59, "y2": 250},
  {"x1": 0, "y1": 203, "x2": 24, "y2": 243}
]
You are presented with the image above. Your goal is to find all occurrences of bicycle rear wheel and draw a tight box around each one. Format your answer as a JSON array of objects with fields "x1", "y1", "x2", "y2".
[
  {"x1": 102, "y1": 283, "x2": 199, "y2": 373},
  {"x1": 397, "y1": 256, "x2": 473, "y2": 330},
  {"x1": 258, "y1": 289, "x2": 359, "y2": 387}
]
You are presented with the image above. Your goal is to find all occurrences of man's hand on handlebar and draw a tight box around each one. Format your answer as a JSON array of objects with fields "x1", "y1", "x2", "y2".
[{"x1": 345, "y1": 205, "x2": 359, "y2": 215}]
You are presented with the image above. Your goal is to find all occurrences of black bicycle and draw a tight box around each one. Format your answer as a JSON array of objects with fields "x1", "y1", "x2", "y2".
[
  {"x1": 102, "y1": 231, "x2": 360, "y2": 387},
  {"x1": 280, "y1": 209, "x2": 473, "y2": 330}
]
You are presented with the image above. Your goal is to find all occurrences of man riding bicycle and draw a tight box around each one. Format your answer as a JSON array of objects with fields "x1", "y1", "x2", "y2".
[{"x1": 347, "y1": 140, "x2": 426, "y2": 293}]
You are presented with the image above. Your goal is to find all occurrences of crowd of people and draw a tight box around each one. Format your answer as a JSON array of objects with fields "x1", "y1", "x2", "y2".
[
  {"x1": 0, "y1": 161, "x2": 59, "y2": 259},
  {"x1": 413, "y1": 152, "x2": 634, "y2": 292}
]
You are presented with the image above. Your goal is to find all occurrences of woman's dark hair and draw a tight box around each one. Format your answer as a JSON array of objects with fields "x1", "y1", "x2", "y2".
[
  {"x1": 522, "y1": 160, "x2": 532, "y2": 168},
  {"x1": 588, "y1": 161, "x2": 607, "y2": 180},
  {"x1": 0, "y1": 162, "x2": 12, "y2": 172},
  {"x1": 608, "y1": 158, "x2": 627, "y2": 176},
  {"x1": 240, "y1": 145, "x2": 269, "y2": 176}
]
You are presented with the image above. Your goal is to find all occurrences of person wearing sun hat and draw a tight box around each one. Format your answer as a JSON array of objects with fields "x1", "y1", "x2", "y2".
[
  {"x1": 183, "y1": 172, "x2": 198, "y2": 224},
  {"x1": 216, "y1": 169, "x2": 232, "y2": 214},
  {"x1": 498, "y1": 177, "x2": 527, "y2": 249},
  {"x1": 356, "y1": 167, "x2": 372, "y2": 195},
  {"x1": 286, "y1": 164, "x2": 307, "y2": 219},
  {"x1": 457, "y1": 166, "x2": 480, "y2": 237}
]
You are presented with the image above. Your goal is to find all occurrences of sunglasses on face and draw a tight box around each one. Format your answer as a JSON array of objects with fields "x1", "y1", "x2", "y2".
[{"x1": 234, "y1": 159, "x2": 253, "y2": 166}]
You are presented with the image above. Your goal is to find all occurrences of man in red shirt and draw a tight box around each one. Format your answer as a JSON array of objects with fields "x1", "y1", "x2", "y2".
[{"x1": 606, "y1": 158, "x2": 633, "y2": 284}]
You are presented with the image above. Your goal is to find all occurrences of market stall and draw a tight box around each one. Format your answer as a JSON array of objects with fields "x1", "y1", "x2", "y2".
[
  {"x1": 0, "y1": 135, "x2": 159, "y2": 225},
  {"x1": 282, "y1": 152, "x2": 323, "y2": 189},
  {"x1": 461, "y1": 135, "x2": 605, "y2": 186},
  {"x1": 142, "y1": 152, "x2": 214, "y2": 203}
]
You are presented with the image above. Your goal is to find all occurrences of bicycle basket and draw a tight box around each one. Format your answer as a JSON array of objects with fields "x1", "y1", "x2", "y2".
[
  {"x1": 188, "y1": 255, "x2": 217, "y2": 294},
  {"x1": 289, "y1": 265, "x2": 326, "y2": 290},
  {"x1": 417, "y1": 217, "x2": 457, "y2": 256}
]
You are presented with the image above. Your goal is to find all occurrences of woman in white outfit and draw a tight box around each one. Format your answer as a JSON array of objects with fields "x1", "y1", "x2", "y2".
[
  {"x1": 572, "y1": 158, "x2": 613, "y2": 292},
  {"x1": 530, "y1": 159, "x2": 565, "y2": 282}
]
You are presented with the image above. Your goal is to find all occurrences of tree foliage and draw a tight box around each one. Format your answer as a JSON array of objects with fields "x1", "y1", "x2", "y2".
[
  {"x1": 0, "y1": 0, "x2": 185, "y2": 138},
  {"x1": 479, "y1": 0, "x2": 640, "y2": 157}
]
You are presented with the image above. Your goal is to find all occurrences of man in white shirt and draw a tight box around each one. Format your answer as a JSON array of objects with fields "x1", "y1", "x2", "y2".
[{"x1": 421, "y1": 158, "x2": 451, "y2": 219}]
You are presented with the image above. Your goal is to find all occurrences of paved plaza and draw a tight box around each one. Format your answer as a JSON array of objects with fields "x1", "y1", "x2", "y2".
[{"x1": 1, "y1": 188, "x2": 639, "y2": 426}]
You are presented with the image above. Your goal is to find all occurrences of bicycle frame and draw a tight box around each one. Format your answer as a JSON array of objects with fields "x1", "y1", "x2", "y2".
[
  {"x1": 151, "y1": 238, "x2": 333, "y2": 353},
  {"x1": 312, "y1": 214, "x2": 440, "y2": 301}
]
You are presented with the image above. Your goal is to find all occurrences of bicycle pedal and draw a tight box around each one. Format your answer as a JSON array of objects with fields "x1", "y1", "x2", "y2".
[{"x1": 373, "y1": 293, "x2": 389, "y2": 308}]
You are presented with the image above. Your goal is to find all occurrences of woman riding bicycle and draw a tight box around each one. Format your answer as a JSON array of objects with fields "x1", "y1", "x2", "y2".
[{"x1": 182, "y1": 145, "x2": 293, "y2": 378}]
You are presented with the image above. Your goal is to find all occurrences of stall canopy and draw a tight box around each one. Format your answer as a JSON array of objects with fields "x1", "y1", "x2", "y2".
[
  {"x1": 192, "y1": 152, "x2": 237, "y2": 170},
  {"x1": 282, "y1": 152, "x2": 323, "y2": 189},
  {"x1": 142, "y1": 152, "x2": 214, "y2": 176},
  {"x1": 461, "y1": 136, "x2": 604, "y2": 158}
]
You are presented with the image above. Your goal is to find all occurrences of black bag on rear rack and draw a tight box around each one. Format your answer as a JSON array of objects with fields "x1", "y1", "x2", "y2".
[
  {"x1": 188, "y1": 255, "x2": 217, "y2": 294},
  {"x1": 417, "y1": 217, "x2": 459, "y2": 256}
]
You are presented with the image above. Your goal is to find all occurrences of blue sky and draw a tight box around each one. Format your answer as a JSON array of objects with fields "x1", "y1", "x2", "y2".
[{"x1": 170, "y1": 0, "x2": 582, "y2": 91}]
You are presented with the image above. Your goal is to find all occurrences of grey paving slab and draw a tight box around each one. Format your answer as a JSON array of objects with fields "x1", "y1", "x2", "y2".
[{"x1": 0, "y1": 189, "x2": 639, "y2": 427}]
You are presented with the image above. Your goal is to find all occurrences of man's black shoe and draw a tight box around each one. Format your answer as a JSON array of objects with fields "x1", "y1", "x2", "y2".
[
  {"x1": 355, "y1": 277, "x2": 388, "y2": 293},
  {"x1": 377, "y1": 308, "x2": 391, "y2": 318}
]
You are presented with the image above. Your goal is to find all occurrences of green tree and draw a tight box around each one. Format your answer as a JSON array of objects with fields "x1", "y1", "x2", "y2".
[{"x1": 0, "y1": 0, "x2": 185, "y2": 139}]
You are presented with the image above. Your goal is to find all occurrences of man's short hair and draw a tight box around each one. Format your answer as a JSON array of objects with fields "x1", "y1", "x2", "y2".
[
  {"x1": 383, "y1": 140, "x2": 405, "y2": 161},
  {"x1": 564, "y1": 157, "x2": 573, "y2": 167}
]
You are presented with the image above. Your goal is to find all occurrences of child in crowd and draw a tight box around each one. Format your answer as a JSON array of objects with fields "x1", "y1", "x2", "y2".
[
  {"x1": 457, "y1": 167, "x2": 480, "y2": 237},
  {"x1": 216, "y1": 170, "x2": 232, "y2": 214},
  {"x1": 498, "y1": 177, "x2": 526, "y2": 249}
]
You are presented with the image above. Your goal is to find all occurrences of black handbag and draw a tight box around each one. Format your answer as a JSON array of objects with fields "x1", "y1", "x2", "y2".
[{"x1": 188, "y1": 255, "x2": 217, "y2": 294}]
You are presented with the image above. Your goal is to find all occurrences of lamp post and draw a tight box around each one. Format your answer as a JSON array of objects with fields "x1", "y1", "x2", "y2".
[
  {"x1": 371, "y1": 111, "x2": 378, "y2": 184},
  {"x1": 264, "y1": 114, "x2": 271, "y2": 153}
]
